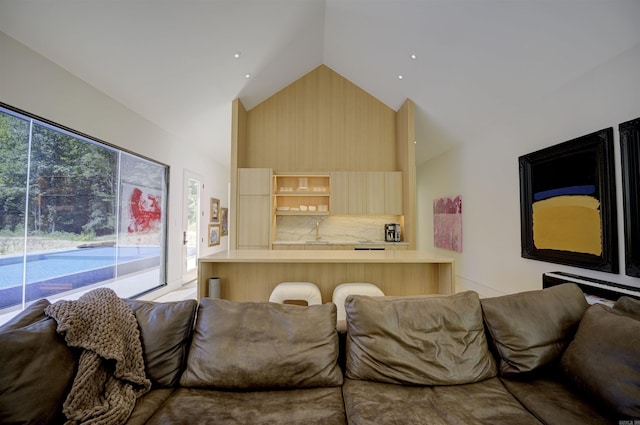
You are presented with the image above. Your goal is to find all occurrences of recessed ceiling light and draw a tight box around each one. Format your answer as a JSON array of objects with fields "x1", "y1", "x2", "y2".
[
  {"x1": 398, "y1": 75, "x2": 404, "y2": 80},
  {"x1": 245, "y1": 74, "x2": 251, "y2": 79},
  {"x1": 234, "y1": 52, "x2": 241, "y2": 58},
  {"x1": 410, "y1": 53, "x2": 417, "y2": 60}
]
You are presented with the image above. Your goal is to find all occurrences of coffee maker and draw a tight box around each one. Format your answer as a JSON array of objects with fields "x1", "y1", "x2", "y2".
[{"x1": 385, "y1": 223, "x2": 401, "y2": 242}]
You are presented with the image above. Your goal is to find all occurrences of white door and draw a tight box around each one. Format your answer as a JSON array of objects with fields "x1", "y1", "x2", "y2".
[{"x1": 182, "y1": 171, "x2": 202, "y2": 283}]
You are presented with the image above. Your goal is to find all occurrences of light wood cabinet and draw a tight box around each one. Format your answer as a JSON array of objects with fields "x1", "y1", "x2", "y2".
[
  {"x1": 238, "y1": 168, "x2": 271, "y2": 195},
  {"x1": 331, "y1": 171, "x2": 402, "y2": 215},
  {"x1": 237, "y1": 168, "x2": 272, "y2": 249},
  {"x1": 348, "y1": 172, "x2": 368, "y2": 214},
  {"x1": 367, "y1": 172, "x2": 385, "y2": 215},
  {"x1": 384, "y1": 171, "x2": 403, "y2": 215}
]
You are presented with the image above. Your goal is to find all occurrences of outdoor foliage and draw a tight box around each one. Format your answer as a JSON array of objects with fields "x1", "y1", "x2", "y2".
[{"x1": 0, "y1": 111, "x2": 118, "y2": 238}]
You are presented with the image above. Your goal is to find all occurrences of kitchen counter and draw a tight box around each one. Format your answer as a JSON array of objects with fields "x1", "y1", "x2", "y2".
[
  {"x1": 272, "y1": 240, "x2": 409, "y2": 250},
  {"x1": 197, "y1": 249, "x2": 454, "y2": 303}
]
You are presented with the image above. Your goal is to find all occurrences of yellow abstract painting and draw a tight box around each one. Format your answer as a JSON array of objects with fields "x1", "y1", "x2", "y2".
[{"x1": 532, "y1": 195, "x2": 601, "y2": 255}]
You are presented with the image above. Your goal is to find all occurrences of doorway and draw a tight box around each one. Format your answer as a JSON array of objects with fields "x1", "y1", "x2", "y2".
[{"x1": 183, "y1": 171, "x2": 202, "y2": 283}]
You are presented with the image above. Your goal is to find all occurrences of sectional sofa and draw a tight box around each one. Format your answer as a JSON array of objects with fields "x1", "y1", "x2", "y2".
[{"x1": 0, "y1": 282, "x2": 638, "y2": 424}]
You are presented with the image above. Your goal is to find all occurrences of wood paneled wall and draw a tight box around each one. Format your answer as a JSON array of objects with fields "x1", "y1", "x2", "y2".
[
  {"x1": 230, "y1": 65, "x2": 417, "y2": 248},
  {"x1": 241, "y1": 65, "x2": 397, "y2": 171},
  {"x1": 396, "y1": 99, "x2": 417, "y2": 249},
  {"x1": 230, "y1": 98, "x2": 247, "y2": 249}
]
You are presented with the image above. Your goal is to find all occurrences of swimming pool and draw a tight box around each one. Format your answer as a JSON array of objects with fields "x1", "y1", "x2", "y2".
[{"x1": 0, "y1": 246, "x2": 161, "y2": 309}]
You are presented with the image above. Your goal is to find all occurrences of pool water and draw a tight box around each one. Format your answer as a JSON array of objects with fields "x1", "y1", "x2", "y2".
[{"x1": 0, "y1": 246, "x2": 160, "y2": 289}]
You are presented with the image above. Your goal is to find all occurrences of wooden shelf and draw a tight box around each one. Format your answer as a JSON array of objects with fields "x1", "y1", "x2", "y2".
[
  {"x1": 273, "y1": 173, "x2": 331, "y2": 216},
  {"x1": 275, "y1": 211, "x2": 330, "y2": 216},
  {"x1": 275, "y1": 192, "x2": 329, "y2": 196}
]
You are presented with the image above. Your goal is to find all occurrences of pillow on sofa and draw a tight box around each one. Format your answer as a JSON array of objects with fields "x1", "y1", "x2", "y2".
[
  {"x1": 345, "y1": 291, "x2": 497, "y2": 386},
  {"x1": 613, "y1": 296, "x2": 640, "y2": 321},
  {"x1": 481, "y1": 283, "x2": 588, "y2": 376},
  {"x1": 124, "y1": 299, "x2": 197, "y2": 388},
  {"x1": 0, "y1": 318, "x2": 77, "y2": 425},
  {"x1": 179, "y1": 298, "x2": 343, "y2": 390},
  {"x1": 561, "y1": 303, "x2": 640, "y2": 418},
  {"x1": 0, "y1": 298, "x2": 51, "y2": 331}
]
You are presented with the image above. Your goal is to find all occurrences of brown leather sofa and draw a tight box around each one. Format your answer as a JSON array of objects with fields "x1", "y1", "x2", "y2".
[{"x1": 1, "y1": 283, "x2": 638, "y2": 424}]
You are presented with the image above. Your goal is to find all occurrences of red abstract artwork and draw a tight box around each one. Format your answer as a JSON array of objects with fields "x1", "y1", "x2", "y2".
[
  {"x1": 433, "y1": 195, "x2": 462, "y2": 252},
  {"x1": 123, "y1": 185, "x2": 162, "y2": 234}
]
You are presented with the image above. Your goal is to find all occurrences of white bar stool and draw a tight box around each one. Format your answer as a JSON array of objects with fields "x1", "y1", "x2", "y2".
[
  {"x1": 332, "y1": 283, "x2": 384, "y2": 332},
  {"x1": 269, "y1": 282, "x2": 322, "y2": 306}
]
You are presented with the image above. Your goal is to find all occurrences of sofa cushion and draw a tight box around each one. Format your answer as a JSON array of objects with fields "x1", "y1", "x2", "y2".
[
  {"x1": 345, "y1": 291, "x2": 497, "y2": 386},
  {"x1": 561, "y1": 303, "x2": 640, "y2": 418},
  {"x1": 124, "y1": 388, "x2": 174, "y2": 425},
  {"x1": 124, "y1": 299, "x2": 197, "y2": 388},
  {"x1": 613, "y1": 295, "x2": 640, "y2": 320},
  {"x1": 146, "y1": 387, "x2": 347, "y2": 425},
  {"x1": 179, "y1": 298, "x2": 343, "y2": 390},
  {"x1": 481, "y1": 283, "x2": 588, "y2": 376},
  {"x1": 500, "y1": 371, "x2": 615, "y2": 424},
  {"x1": 342, "y1": 377, "x2": 542, "y2": 425},
  {"x1": 0, "y1": 318, "x2": 77, "y2": 425},
  {"x1": 0, "y1": 298, "x2": 51, "y2": 331}
]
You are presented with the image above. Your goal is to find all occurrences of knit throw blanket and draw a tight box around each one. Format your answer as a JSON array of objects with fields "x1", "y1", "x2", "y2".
[{"x1": 45, "y1": 288, "x2": 151, "y2": 425}]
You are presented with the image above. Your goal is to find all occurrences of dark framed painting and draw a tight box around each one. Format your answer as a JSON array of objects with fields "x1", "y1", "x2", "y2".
[
  {"x1": 518, "y1": 128, "x2": 618, "y2": 273},
  {"x1": 620, "y1": 117, "x2": 640, "y2": 277}
]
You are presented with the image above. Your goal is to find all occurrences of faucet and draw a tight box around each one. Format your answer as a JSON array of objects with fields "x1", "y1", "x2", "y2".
[{"x1": 315, "y1": 219, "x2": 320, "y2": 240}]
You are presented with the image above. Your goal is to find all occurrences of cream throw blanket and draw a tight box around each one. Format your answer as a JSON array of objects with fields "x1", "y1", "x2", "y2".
[{"x1": 45, "y1": 288, "x2": 151, "y2": 425}]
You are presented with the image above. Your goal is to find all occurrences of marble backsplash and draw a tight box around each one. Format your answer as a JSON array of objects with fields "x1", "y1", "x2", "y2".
[{"x1": 276, "y1": 215, "x2": 402, "y2": 243}]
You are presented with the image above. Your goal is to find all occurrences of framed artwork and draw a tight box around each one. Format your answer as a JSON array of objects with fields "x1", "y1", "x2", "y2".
[
  {"x1": 620, "y1": 117, "x2": 640, "y2": 277},
  {"x1": 209, "y1": 198, "x2": 220, "y2": 223},
  {"x1": 208, "y1": 224, "x2": 220, "y2": 247},
  {"x1": 518, "y1": 127, "x2": 618, "y2": 273},
  {"x1": 433, "y1": 195, "x2": 462, "y2": 252},
  {"x1": 221, "y1": 207, "x2": 229, "y2": 236}
]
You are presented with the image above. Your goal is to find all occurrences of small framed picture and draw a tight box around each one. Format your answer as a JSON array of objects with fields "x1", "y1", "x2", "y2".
[
  {"x1": 210, "y1": 198, "x2": 220, "y2": 223},
  {"x1": 208, "y1": 224, "x2": 220, "y2": 247},
  {"x1": 221, "y1": 207, "x2": 229, "y2": 236}
]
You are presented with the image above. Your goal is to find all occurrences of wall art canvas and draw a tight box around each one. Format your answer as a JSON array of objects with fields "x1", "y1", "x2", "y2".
[
  {"x1": 433, "y1": 195, "x2": 462, "y2": 252},
  {"x1": 221, "y1": 207, "x2": 229, "y2": 236},
  {"x1": 121, "y1": 183, "x2": 163, "y2": 235},
  {"x1": 519, "y1": 128, "x2": 618, "y2": 273},
  {"x1": 210, "y1": 198, "x2": 220, "y2": 223},
  {"x1": 620, "y1": 117, "x2": 640, "y2": 277},
  {"x1": 208, "y1": 224, "x2": 220, "y2": 247}
]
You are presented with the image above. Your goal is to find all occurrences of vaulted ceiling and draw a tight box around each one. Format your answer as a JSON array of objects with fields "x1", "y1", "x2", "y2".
[{"x1": 1, "y1": 0, "x2": 639, "y2": 167}]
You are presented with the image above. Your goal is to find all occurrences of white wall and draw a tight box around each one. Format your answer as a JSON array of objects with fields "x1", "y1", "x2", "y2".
[
  {"x1": 417, "y1": 42, "x2": 640, "y2": 297},
  {"x1": 0, "y1": 31, "x2": 230, "y2": 299}
]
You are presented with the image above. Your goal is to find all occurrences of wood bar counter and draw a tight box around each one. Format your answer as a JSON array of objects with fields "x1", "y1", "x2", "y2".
[{"x1": 197, "y1": 250, "x2": 455, "y2": 303}]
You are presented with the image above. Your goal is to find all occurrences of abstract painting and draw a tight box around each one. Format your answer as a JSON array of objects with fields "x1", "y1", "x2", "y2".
[
  {"x1": 519, "y1": 128, "x2": 618, "y2": 273},
  {"x1": 434, "y1": 195, "x2": 462, "y2": 252}
]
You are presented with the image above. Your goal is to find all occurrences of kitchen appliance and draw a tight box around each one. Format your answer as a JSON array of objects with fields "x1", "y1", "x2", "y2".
[{"x1": 385, "y1": 223, "x2": 401, "y2": 242}]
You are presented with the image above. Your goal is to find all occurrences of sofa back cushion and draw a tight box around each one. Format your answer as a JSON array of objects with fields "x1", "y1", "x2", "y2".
[
  {"x1": 481, "y1": 283, "x2": 587, "y2": 376},
  {"x1": 0, "y1": 299, "x2": 51, "y2": 331},
  {"x1": 0, "y1": 318, "x2": 77, "y2": 425},
  {"x1": 125, "y1": 299, "x2": 197, "y2": 388},
  {"x1": 561, "y1": 300, "x2": 640, "y2": 418},
  {"x1": 179, "y1": 298, "x2": 343, "y2": 390},
  {"x1": 345, "y1": 291, "x2": 497, "y2": 386}
]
